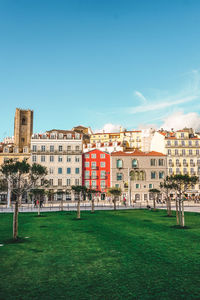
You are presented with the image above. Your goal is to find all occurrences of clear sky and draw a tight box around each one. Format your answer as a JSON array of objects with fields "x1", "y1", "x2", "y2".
[{"x1": 1, "y1": 0, "x2": 200, "y2": 139}]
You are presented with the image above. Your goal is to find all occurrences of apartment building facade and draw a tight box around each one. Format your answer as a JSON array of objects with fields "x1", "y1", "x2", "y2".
[
  {"x1": 111, "y1": 150, "x2": 167, "y2": 203},
  {"x1": 82, "y1": 149, "x2": 110, "y2": 199},
  {"x1": 31, "y1": 130, "x2": 83, "y2": 200}
]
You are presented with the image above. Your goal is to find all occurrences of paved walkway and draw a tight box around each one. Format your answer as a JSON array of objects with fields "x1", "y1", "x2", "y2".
[{"x1": 1, "y1": 202, "x2": 200, "y2": 213}]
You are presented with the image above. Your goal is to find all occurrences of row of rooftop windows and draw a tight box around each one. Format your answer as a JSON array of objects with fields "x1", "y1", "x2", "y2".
[
  {"x1": 32, "y1": 145, "x2": 81, "y2": 152},
  {"x1": 32, "y1": 133, "x2": 81, "y2": 139},
  {"x1": 32, "y1": 155, "x2": 81, "y2": 163},
  {"x1": 167, "y1": 140, "x2": 199, "y2": 146},
  {"x1": 168, "y1": 149, "x2": 200, "y2": 155}
]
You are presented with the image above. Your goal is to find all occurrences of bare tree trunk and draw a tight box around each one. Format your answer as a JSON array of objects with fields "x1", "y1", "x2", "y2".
[
  {"x1": 61, "y1": 194, "x2": 63, "y2": 211},
  {"x1": 38, "y1": 197, "x2": 40, "y2": 216},
  {"x1": 113, "y1": 197, "x2": 117, "y2": 210},
  {"x1": 178, "y1": 199, "x2": 182, "y2": 225},
  {"x1": 175, "y1": 198, "x2": 179, "y2": 225},
  {"x1": 181, "y1": 200, "x2": 185, "y2": 227},
  {"x1": 77, "y1": 199, "x2": 81, "y2": 219},
  {"x1": 13, "y1": 199, "x2": 19, "y2": 240},
  {"x1": 153, "y1": 196, "x2": 156, "y2": 211},
  {"x1": 91, "y1": 198, "x2": 95, "y2": 213},
  {"x1": 168, "y1": 197, "x2": 172, "y2": 216}
]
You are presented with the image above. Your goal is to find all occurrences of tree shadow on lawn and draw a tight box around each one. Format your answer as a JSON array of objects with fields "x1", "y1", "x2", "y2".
[
  {"x1": 2, "y1": 237, "x2": 31, "y2": 245},
  {"x1": 170, "y1": 225, "x2": 191, "y2": 230}
]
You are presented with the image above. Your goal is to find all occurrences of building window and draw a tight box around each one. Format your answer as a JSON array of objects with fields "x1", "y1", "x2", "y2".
[
  {"x1": 50, "y1": 155, "x2": 54, "y2": 162},
  {"x1": 182, "y1": 149, "x2": 186, "y2": 155},
  {"x1": 189, "y1": 141, "x2": 192, "y2": 147},
  {"x1": 91, "y1": 153, "x2": 96, "y2": 158},
  {"x1": 181, "y1": 133, "x2": 184, "y2": 138},
  {"x1": 132, "y1": 159, "x2": 138, "y2": 168},
  {"x1": 75, "y1": 168, "x2": 80, "y2": 174},
  {"x1": 169, "y1": 168, "x2": 173, "y2": 174},
  {"x1": 189, "y1": 150, "x2": 193, "y2": 155},
  {"x1": 50, "y1": 145, "x2": 54, "y2": 152},
  {"x1": 195, "y1": 141, "x2": 199, "y2": 146},
  {"x1": 41, "y1": 155, "x2": 45, "y2": 162},
  {"x1": 75, "y1": 156, "x2": 80, "y2": 162},
  {"x1": 116, "y1": 159, "x2": 123, "y2": 168},
  {"x1": 58, "y1": 168, "x2": 62, "y2": 174},
  {"x1": 75, "y1": 146, "x2": 80, "y2": 152},
  {"x1": 175, "y1": 150, "x2": 179, "y2": 155},
  {"x1": 91, "y1": 162, "x2": 96, "y2": 169},
  {"x1": 150, "y1": 159, "x2": 156, "y2": 166},
  {"x1": 49, "y1": 179, "x2": 53, "y2": 186},
  {"x1": 115, "y1": 184, "x2": 119, "y2": 188},
  {"x1": 67, "y1": 156, "x2": 71, "y2": 162},
  {"x1": 85, "y1": 171, "x2": 90, "y2": 179},
  {"x1": 49, "y1": 167, "x2": 54, "y2": 174},
  {"x1": 91, "y1": 171, "x2": 96, "y2": 179},
  {"x1": 66, "y1": 179, "x2": 71, "y2": 186},
  {"x1": 58, "y1": 145, "x2": 63, "y2": 152},
  {"x1": 85, "y1": 162, "x2": 89, "y2": 167},
  {"x1": 196, "y1": 150, "x2": 200, "y2": 155},
  {"x1": 151, "y1": 172, "x2": 156, "y2": 179},
  {"x1": 181, "y1": 141, "x2": 185, "y2": 146},
  {"x1": 41, "y1": 145, "x2": 46, "y2": 152},
  {"x1": 101, "y1": 162, "x2": 106, "y2": 168},
  {"x1": 159, "y1": 172, "x2": 164, "y2": 179},
  {"x1": 167, "y1": 141, "x2": 171, "y2": 146},
  {"x1": 175, "y1": 140, "x2": 178, "y2": 146},
  {"x1": 67, "y1": 145, "x2": 71, "y2": 151},
  {"x1": 32, "y1": 155, "x2": 37, "y2": 162},
  {"x1": 58, "y1": 156, "x2": 62, "y2": 162},
  {"x1": 158, "y1": 159, "x2": 164, "y2": 166},
  {"x1": 85, "y1": 181, "x2": 90, "y2": 188},
  {"x1": 101, "y1": 171, "x2": 106, "y2": 179},
  {"x1": 136, "y1": 184, "x2": 140, "y2": 189},
  {"x1": 32, "y1": 145, "x2": 37, "y2": 152},
  {"x1": 58, "y1": 179, "x2": 62, "y2": 186},
  {"x1": 67, "y1": 168, "x2": 71, "y2": 174},
  {"x1": 101, "y1": 181, "x2": 106, "y2": 188},
  {"x1": 176, "y1": 168, "x2": 180, "y2": 174},
  {"x1": 149, "y1": 184, "x2": 153, "y2": 189},
  {"x1": 85, "y1": 154, "x2": 89, "y2": 158},
  {"x1": 168, "y1": 149, "x2": 171, "y2": 155},
  {"x1": 100, "y1": 154, "x2": 105, "y2": 158},
  {"x1": 92, "y1": 181, "x2": 96, "y2": 188},
  {"x1": 75, "y1": 179, "x2": 79, "y2": 185},
  {"x1": 117, "y1": 173, "x2": 123, "y2": 181}
]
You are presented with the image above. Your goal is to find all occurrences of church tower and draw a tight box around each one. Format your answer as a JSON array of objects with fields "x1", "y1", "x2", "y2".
[{"x1": 14, "y1": 108, "x2": 33, "y2": 152}]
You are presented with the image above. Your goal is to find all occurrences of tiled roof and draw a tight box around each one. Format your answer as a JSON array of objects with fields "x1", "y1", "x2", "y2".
[{"x1": 111, "y1": 150, "x2": 166, "y2": 156}]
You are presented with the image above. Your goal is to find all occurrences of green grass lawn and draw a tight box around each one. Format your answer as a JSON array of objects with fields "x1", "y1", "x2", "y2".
[{"x1": 0, "y1": 209, "x2": 200, "y2": 300}]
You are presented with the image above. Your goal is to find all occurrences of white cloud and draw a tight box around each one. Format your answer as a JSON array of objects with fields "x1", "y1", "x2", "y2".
[
  {"x1": 129, "y1": 70, "x2": 200, "y2": 114},
  {"x1": 160, "y1": 111, "x2": 200, "y2": 131},
  {"x1": 95, "y1": 123, "x2": 123, "y2": 133}
]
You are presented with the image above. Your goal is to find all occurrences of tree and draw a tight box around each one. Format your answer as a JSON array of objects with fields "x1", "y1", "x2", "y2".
[
  {"x1": 108, "y1": 187, "x2": 122, "y2": 210},
  {"x1": 71, "y1": 185, "x2": 87, "y2": 219},
  {"x1": 149, "y1": 188, "x2": 160, "y2": 211},
  {"x1": 57, "y1": 190, "x2": 65, "y2": 211},
  {"x1": 160, "y1": 176, "x2": 175, "y2": 217},
  {"x1": 87, "y1": 188, "x2": 98, "y2": 213},
  {"x1": 168, "y1": 174, "x2": 198, "y2": 227},
  {"x1": 0, "y1": 159, "x2": 47, "y2": 239},
  {"x1": 45, "y1": 189, "x2": 55, "y2": 204}
]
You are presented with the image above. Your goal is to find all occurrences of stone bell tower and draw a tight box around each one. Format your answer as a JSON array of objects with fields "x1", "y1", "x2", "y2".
[{"x1": 14, "y1": 108, "x2": 33, "y2": 152}]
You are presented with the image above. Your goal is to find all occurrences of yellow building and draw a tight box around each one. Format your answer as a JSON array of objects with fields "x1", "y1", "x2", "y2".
[
  {"x1": 151, "y1": 128, "x2": 200, "y2": 193},
  {"x1": 90, "y1": 129, "x2": 143, "y2": 150}
]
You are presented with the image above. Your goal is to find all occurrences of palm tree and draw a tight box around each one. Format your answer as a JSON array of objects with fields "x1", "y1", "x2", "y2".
[
  {"x1": 168, "y1": 174, "x2": 198, "y2": 227},
  {"x1": 71, "y1": 185, "x2": 87, "y2": 219},
  {"x1": 149, "y1": 188, "x2": 160, "y2": 211},
  {"x1": 108, "y1": 187, "x2": 122, "y2": 210},
  {"x1": 0, "y1": 159, "x2": 47, "y2": 240}
]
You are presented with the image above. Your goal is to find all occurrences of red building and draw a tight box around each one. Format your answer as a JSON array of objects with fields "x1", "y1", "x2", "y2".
[{"x1": 82, "y1": 149, "x2": 111, "y2": 199}]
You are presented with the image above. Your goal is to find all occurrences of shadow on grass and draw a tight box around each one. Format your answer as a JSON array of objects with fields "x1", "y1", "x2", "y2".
[
  {"x1": 34, "y1": 215, "x2": 47, "y2": 218},
  {"x1": 3, "y1": 237, "x2": 30, "y2": 245},
  {"x1": 72, "y1": 218, "x2": 87, "y2": 221},
  {"x1": 161, "y1": 215, "x2": 176, "y2": 218},
  {"x1": 170, "y1": 225, "x2": 191, "y2": 230},
  {"x1": 40, "y1": 225, "x2": 48, "y2": 228}
]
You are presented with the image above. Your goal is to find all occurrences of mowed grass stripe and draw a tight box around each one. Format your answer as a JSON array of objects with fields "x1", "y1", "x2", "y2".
[{"x1": 0, "y1": 210, "x2": 200, "y2": 299}]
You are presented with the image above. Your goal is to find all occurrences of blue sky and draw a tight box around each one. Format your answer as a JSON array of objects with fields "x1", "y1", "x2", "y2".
[{"x1": 1, "y1": 0, "x2": 200, "y2": 139}]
